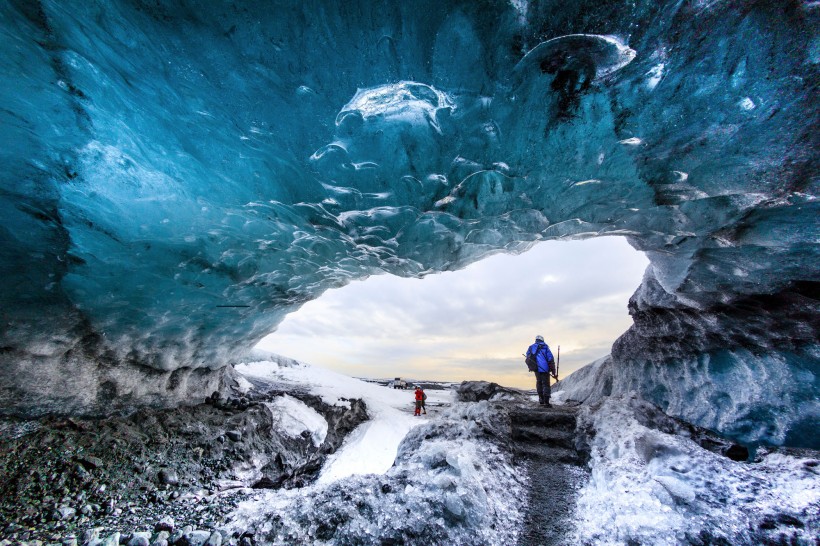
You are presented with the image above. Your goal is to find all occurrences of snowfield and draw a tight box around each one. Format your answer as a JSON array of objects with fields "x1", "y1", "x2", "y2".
[{"x1": 237, "y1": 356, "x2": 453, "y2": 482}]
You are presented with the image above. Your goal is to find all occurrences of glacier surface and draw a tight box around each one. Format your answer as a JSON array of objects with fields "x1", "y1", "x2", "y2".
[{"x1": 0, "y1": 0, "x2": 817, "y2": 446}]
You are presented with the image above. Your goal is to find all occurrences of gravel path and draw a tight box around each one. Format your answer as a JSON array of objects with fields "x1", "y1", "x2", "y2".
[{"x1": 510, "y1": 405, "x2": 590, "y2": 546}]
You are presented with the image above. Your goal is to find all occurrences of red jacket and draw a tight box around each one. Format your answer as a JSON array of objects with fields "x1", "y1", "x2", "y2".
[{"x1": 414, "y1": 388, "x2": 424, "y2": 401}]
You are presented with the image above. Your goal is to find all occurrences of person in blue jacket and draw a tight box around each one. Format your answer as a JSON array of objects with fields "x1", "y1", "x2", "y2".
[{"x1": 526, "y1": 335, "x2": 557, "y2": 406}]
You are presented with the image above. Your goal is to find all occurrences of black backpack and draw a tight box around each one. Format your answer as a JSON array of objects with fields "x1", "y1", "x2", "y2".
[{"x1": 524, "y1": 345, "x2": 541, "y2": 372}]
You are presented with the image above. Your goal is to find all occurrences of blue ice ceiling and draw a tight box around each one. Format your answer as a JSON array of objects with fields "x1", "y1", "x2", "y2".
[{"x1": 0, "y1": 0, "x2": 817, "y2": 446}]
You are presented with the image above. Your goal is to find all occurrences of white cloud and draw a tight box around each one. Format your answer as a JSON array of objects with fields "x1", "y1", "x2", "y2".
[{"x1": 256, "y1": 236, "x2": 649, "y2": 389}]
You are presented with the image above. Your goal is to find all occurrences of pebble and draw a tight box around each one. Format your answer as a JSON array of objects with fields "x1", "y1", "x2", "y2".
[
  {"x1": 99, "y1": 532, "x2": 120, "y2": 546},
  {"x1": 187, "y1": 530, "x2": 212, "y2": 546},
  {"x1": 77, "y1": 455, "x2": 104, "y2": 469},
  {"x1": 225, "y1": 431, "x2": 241, "y2": 442},
  {"x1": 204, "y1": 532, "x2": 222, "y2": 546},
  {"x1": 127, "y1": 532, "x2": 151, "y2": 546},
  {"x1": 169, "y1": 525, "x2": 192, "y2": 545},
  {"x1": 81, "y1": 527, "x2": 103, "y2": 544},
  {"x1": 75, "y1": 465, "x2": 92, "y2": 481},
  {"x1": 158, "y1": 469, "x2": 180, "y2": 486},
  {"x1": 53, "y1": 505, "x2": 76, "y2": 520},
  {"x1": 149, "y1": 530, "x2": 170, "y2": 546},
  {"x1": 155, "y1": 516, "x2": 175, "y2": 533}
]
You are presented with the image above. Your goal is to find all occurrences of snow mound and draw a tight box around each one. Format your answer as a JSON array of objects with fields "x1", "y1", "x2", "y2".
[{"x1": 267, "y1": 395, "x2": 327, "y2": 447}]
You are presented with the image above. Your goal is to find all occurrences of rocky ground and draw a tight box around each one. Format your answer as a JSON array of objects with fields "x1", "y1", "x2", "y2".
[{"x1": 0, "y1": 386, "x2": 367, "y2": 546}]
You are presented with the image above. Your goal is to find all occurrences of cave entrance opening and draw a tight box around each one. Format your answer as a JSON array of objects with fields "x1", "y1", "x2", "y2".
[{"x1": 255, "y1": 236, "x2": 649, "y2": 389}]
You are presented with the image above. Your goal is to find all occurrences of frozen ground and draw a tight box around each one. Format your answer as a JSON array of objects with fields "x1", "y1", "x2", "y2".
[
  {"x1": 237, "y1": 355, "x2": 453, "y2": 483},
  {"x1": 234, "y1": 356, "x2": 819, "y2": 545},
  {"x1": 231, "y1": 355, "x2": 525, "y2": 544},
  {"x1": 572, "y1": 395, "x2": 820, "y2": 546},
  {"x1": 0, "y1": 352, "x2": 816, "y2": 545}
]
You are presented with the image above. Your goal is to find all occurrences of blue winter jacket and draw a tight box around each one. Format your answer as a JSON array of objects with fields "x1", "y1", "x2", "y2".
[{"x1": 527, "y1": 342, "x2": 555, "y2": 373}]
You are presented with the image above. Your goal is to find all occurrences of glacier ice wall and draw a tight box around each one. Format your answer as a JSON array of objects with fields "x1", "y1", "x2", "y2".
[{"x1": 0, "y1": 0, "x2": 817, "y2": 444}]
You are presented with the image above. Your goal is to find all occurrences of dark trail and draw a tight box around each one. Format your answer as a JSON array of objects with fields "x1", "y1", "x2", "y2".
[{"x1": 510, "y1": 405, "x2": 590, "y2": 546}]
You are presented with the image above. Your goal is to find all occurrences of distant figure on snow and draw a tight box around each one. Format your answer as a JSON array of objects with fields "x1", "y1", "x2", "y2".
[
  {"x1": 525, "y1": 335, "x2": 557, "y2": 406},
  {"x1": 414, "y1": 386, "x2": 427, "y2": 416}
]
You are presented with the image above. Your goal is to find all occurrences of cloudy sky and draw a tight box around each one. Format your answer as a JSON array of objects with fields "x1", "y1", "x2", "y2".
[{"x1": 256, "y1": 236, "x2": 649, "y2": 389}]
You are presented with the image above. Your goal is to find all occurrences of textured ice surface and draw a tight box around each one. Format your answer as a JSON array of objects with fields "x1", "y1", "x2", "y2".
[
  {"x1": 561, "y1": 345, "x2": 819, "y2": 448},
  {"x1": 572, "y1": 395, "x2": 820, "y2": 545},
  {"x1": 0, "y1": 0, "x2": 817, "y2": 446},
  {"x1": 552, "y1": 355, "x2": 614, "y2": 405}
]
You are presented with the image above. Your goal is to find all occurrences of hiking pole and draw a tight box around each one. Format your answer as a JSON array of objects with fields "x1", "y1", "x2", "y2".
[{"x1": 556, "y1": 345, "x2": 560, "y2": 382}]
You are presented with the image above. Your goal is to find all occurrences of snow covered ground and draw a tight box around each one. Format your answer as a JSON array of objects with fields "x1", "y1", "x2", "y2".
[
  {"x1": 237, "y1": 356, "x2": 453, "y2": 483},
  {"x1": 230, "y1": 354, "x2": 524, "y2": 544},
  {"x1": 571, "y1": 395, "x2": 820, "y2": 545}
]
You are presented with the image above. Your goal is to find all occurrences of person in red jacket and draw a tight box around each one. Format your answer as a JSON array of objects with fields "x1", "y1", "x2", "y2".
[{"x1": 413, "y1": 386, "x2": 427, "y2": 416}]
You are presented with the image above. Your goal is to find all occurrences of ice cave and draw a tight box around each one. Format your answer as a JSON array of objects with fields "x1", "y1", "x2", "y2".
[
  {"x1": 0, "y1": 0, "x2": 818, "y2": 457},
  {"x1": 1, "y1": 1, "x2": 819, "y2": 544}
]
